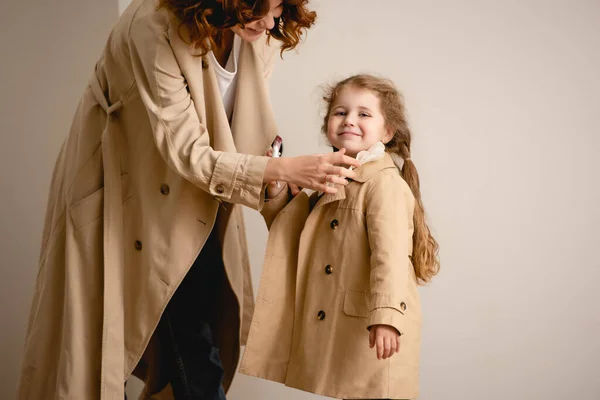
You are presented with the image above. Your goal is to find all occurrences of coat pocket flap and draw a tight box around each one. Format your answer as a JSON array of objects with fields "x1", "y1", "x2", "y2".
[
  {"x1": 342, "y1": 291, "x2": 369, "y2": 318},
  {"x1": 70, "y1": 187, "x2": 104, "y2": 230}
]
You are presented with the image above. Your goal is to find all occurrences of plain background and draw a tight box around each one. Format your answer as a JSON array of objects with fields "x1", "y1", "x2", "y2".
[{"x1": 1, "y1": 1, "x2": 599, "y2": 399}]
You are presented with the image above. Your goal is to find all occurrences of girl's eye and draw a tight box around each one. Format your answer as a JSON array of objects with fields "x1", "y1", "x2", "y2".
[
  {"x1": 359, "y1": 112, "x2": 371, "y2": 117},
  {"x1": 334, "y1": 111, "x2": 346, "y2": 116}
]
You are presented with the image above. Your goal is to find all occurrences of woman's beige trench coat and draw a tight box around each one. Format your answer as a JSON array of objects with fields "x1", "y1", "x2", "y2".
[
  {"x1": 240, "y1": 153, "x2": 422, "y2": 400},
  {"x1": 17, "y1": 0, "x2": 279, "y2": 398}
]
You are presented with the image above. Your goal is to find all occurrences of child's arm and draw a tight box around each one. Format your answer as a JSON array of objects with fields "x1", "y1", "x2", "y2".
[{"x1": 365, "y1": 170, "x2": 411, "y2": 359}]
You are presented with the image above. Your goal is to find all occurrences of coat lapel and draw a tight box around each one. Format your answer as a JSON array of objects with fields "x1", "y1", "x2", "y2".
[
  {"x1": 313, "y1": 184, "x2": 347, "y2": 211},
  {"x1": 230, "y1": 39, "x2": 278, "y2": 156},
  {"x1": 312, "y1": 153, "x2": 398, "y2": 211},
  {"x1": 169, "y1": 22, "x2": 238, "y2": 153},
  {"x1": 170, "y1": 28, "x2": 276, "y2": 156}
]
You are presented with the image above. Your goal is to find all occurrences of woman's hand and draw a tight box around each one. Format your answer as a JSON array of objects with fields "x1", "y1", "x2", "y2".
[
  {"x1": 369, "y1": 324, "x2": 401, "y2": 360},
  {"x1": 264, "y1": 148, "x2": 360, "y2": 195}
]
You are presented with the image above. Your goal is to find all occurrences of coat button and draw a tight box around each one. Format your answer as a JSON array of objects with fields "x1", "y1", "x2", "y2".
[
  {"x1": 160, "y1": 184, "x2": 170, "y2": 195},
  {"x1": 134, "y1": 240, "x2": 142, "y2": 251},
  {"x1": 400, "y1": 302, "x2": 407, "y2": 311},
  {"x1": 330, "y1": 219, "x2": 339, "y2": 229},
  {"x1": 215, "y1": 184, "x2": 225, "y2": 194},
  {"x1": 325, "y1": 265, "x2": 333, "y2": 274},
  {"x1": 317, "y1": 310, "x2": 326, "y2": 320},
  {"x1": 201, "y1": 59, "x2": 208, "y2": 69}
]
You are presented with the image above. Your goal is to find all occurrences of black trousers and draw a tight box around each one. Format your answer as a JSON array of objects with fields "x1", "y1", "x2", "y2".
[{"x1": 158, "y1": 231, "x2": 227, "y2": 400}]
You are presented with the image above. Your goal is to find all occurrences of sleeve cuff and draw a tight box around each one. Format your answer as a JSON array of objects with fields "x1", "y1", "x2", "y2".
[
  {"x1": 367, "y1": 307, "x2": 404, "y2": 335},
  {"x1": 261, "y1": 184, "x2": 290, "y2": 229},
  {"x1": 209, "y1": 153, "x2": 270, "y2": 210}
]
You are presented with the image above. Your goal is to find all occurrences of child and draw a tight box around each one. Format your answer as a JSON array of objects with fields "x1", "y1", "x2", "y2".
[{"x1": 240, "y1": 74, "x2": 440, "y2": 400}]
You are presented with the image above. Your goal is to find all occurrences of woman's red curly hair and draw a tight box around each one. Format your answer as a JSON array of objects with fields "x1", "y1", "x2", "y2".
[{"x1": 159, "y1": 0, "x2": 316, "y2": 55}]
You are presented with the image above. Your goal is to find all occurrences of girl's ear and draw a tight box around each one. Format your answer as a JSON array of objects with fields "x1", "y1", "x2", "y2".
[{"x1": 382, "y1": 128, "x2": 395, "y2": 144}]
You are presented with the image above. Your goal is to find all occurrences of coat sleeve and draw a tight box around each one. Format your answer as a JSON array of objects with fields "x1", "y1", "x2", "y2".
[
  {"x1": 128, "y1": 14, "x2": 270, "y2": 210},
  {"x1": 260, "y1": 184, "x2": 291, "y2": 229},
  {"x1": 364, "y1": 170, "x2": 412, "y2": 335}
]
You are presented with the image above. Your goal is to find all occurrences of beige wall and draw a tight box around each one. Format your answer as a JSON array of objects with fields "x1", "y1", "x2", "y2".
[
  {"x1": 2, "y1": 1, "x2": 599, "y2": 399},
  {"x1": 0, "y1": 0, "x2": 119, "y2": 398},
  {"x1": 234, "y1": 2, "x2": 600, "y2": 399}
]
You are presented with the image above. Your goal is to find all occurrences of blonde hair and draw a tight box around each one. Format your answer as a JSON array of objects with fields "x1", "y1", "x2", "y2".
[{"x1": 322, "y1": 74, "x2": 440, "y2": 283}]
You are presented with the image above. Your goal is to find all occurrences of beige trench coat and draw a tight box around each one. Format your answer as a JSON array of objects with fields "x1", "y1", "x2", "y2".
[
  {"x1": 240, "y1": 153, "x2": 422, "y2": 400},
  {"x1": 17, "y1": 0, "x2": 279, "y2": 398}
]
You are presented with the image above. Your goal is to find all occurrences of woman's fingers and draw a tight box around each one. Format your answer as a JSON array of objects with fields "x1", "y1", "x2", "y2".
[
  {"x1": 331, "y1": 148, "x2": 361, "y2": 169},
  {"x1": 289, "y1": 183, "x2": 301, "y2": 196},
  {"x1": 319, "y1": 182, "x2": 338, "y2": 194},
  {"x1": 280, "y1": 148, "x2": 361, "y2": 193},
  {"x1": 325, "y1": 174, "x2": 351, "y2": 187},
  {"x1": 329, "y1": 165, "x2": 357, "y2": 180}
]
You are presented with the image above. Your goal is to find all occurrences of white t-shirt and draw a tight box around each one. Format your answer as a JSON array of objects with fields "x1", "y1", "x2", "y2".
[{"x1": 208, "y1": 34, "x2": 242, "y2": 122}]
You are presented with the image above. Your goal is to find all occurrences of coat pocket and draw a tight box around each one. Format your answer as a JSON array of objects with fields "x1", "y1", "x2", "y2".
[
  {"x1": 342, "y1": 291, "x2": 369, "y2": 318},
  {"x1": 70, "y1": 187, "x2": 104, "y2": 231}
]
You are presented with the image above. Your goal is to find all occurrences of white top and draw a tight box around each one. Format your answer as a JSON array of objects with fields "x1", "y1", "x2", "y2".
[{"x1": 208, "y1": 34, "x2": 242, "y2": 122}]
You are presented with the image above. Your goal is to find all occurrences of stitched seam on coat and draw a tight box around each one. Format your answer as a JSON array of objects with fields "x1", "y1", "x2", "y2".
[
  {"x1": 127, "y1": 0, "x2": 151, "y2": 38},
  {"x1": 65, "y1": 143, "x2": 103, "y2": 199},
  {"x1": 38, "y1": 212, "x2": 66, "y2": 270},
  {"x1": 330, "y1": 205, "x2": 360, "y2": 212},
  {"x1": 240, "y1": 156, "x2": 259, "y2": 201},
  {"x1": 120, "y1": 78, "x2": 138, "y2": 109},
  {"x1": 152, "y1": 28, "x2": 196, "y2": 182},
  {"x1": 231, "y1": 155, "x2": 243, "y2": 195},
  {"x1": 387, "y1": 353, "x2": 391, "y2": 398},
  {"x1": 152, "y1": 28, "x2": 218, "y2": 185}
]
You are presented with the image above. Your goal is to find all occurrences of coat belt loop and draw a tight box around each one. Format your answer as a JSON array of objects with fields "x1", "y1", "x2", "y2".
[{"x1": 89, "y1": 71, "x2": 123, "y2": 116}]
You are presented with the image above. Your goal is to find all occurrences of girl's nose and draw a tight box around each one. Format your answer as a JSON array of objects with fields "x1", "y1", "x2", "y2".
[{"x1": 343, "y1": 116, "x2": 356, "y2": 126}]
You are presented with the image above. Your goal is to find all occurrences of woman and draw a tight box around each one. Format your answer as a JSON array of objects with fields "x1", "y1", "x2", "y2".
[{"x1": 17, "y1": 0, "x2": 359, "y2": 398}]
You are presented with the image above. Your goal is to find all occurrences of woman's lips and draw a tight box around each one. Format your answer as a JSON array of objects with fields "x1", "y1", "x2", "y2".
[{"x1": 247, "y1": 27, "x2": 264, "y2": 35}]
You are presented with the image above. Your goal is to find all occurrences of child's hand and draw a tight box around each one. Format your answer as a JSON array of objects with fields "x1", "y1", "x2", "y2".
[
  {"x1": 369, "y1": 324, "x2": 401, "y2": 360},
  {"x1": 265, "y1": 148, "x2": 286, "y2": 199}
]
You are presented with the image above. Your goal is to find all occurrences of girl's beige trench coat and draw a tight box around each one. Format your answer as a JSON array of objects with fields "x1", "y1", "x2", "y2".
[
  {"x1": 240, "y1": 153, "x2": 423, "y2": 400},
  {"x1": 17, "y1": 0, "x2": 280, "y2": 398}
]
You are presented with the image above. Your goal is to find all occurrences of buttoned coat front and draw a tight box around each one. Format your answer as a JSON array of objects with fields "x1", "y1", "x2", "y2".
[
  {"x1": 240, "y1": 153, "x2": 422, "y2": 400},
  {"x1": 17, "y1": 0, "x2": 279, "y2": 398}
]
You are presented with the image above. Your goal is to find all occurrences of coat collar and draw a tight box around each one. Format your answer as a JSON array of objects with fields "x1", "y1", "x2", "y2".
[
  {"x1": 313, "y1": 152, "x2": 398, "y2": 210},
  {"x1": 353, "y1": 151, "x2": 398, "y2": 182}
]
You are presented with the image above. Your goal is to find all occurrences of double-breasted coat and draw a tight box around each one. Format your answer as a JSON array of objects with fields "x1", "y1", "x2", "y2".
[
  {"x1": 17, "y1": 0, "x2": 279, "y2": 398},
  {"x1": 241, "y1": 153, "x2": 422, "y2": 399}
]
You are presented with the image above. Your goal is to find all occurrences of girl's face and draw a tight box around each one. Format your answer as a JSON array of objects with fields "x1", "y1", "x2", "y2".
[
  {"x1": 327, "y1": 85, "x2": 393, "y2": 158},
  {"x1": 231, "y1": 0, "x2": 284, "y2": 42}
]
